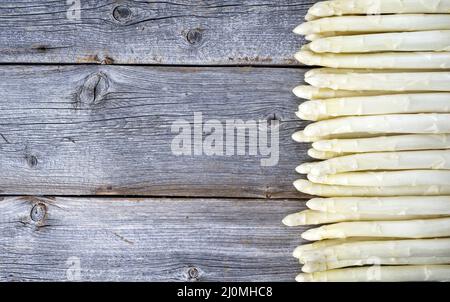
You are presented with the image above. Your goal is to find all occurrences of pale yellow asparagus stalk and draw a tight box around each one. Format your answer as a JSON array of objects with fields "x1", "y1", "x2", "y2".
[
  {"x1": 292, "y1": 85, "x2": 412, "y2": 100},
  {"x1": 299, "y1": 150, "x2": 450, "y2": 176},
  {"x1": 306, "y1": 68, "x2": 431, "y2": 76},
  {"x1": 304, "y1": 31, "x2": 372, "y2": 41},
  {"x1": 303, "y1": 257, "x2": 450, "y2": 273},
  {"x1": 304, "y1": 13, "x2": 317, "y2": 22},
  {"x1": 312, "y1": 134, "x2": 450, "y2": 153},
  {"x1": 307, "y1": 148, "x2": 349, "y2": 160},
  {"x1": 293, "y1": 237, "x2": 393, "y2": 259},
  {"x1": 299, "y1": 238, "x2": 450, "y2": 263},
  {"x1": 282, "y1": 210, "x2": 439, "y2": 226},
  {"x1": 294, "y1": 179, "x2": 450, "y2": 197},
  {"x1": 296, "y1": 265, "x2": 450, "y2": 282},
  {"x1": 297, "y1": 93, "x2": 450, "y2": 121},
  {"x1": 301, "y1": 218, "x2": 450, "y2": 241},
  {"x1": 309, "y1": 30, "x2": 450, "y2": 53},
  {"x1": 305, "y1": 69, "x2": 450, "y2": 91},
  {"x1": 303, "y1": 114, "x2": 450, "y2": 138},
  {"x1": 307, "y1": 0, "x2": 450, "y2": 18},
  {"x1": 292, "y1": 131, "x2": 321, "y2": 143},
  {"x1": 296, "y1": 50, "x2": 450, "y2": 69},
  {"x1": 294, "y1": 14, "x2": 450, "y2": 35},
  {"x1": 292, "y1": 130, "x2": 385, "y2": 143},
  {"x1": 305, "y1": 34, "x2": 324, "y2": 41},
  {"x1": 307, "y1": 197, "x2": 450, "y2": 216},
  {"x1": 308, "y1": 170, "x2": 450, "y2": 187}
]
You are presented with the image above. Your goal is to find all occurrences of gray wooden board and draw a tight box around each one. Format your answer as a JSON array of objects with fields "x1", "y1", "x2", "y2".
[
  {"x1": 0, "y1": 65, "x2": 311, "y2": 198},
  {"x1": 0, "y1": 0, "x2": 314, "y2": 65},
  {"x1": 0, "y1": 196, "x2": 308, "y2": 281}
]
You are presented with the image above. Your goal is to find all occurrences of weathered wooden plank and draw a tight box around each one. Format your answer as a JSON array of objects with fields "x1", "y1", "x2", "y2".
[
  {"x1": 0, "y1": 196, "x2": 307, "y2": 281},
  {"x1": 0, "y1": 0, "x2": 312, "y2": 65},
  {"x1": 0, "y1": 65, "x2": 310, "y2": 198}
]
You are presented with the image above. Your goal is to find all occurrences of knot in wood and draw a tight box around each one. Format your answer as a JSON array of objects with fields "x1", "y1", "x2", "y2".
[
  {"x1": 186, "y1": 29, "x2": 203, "y2": 45},
  {"x1": 78, "y1": 72, "x2": 109, "y2": 107},
  {"x1": 26, "y1": 155, "x2": 38, "y2": 168},
  {"x1": 30, "y1": 203, "x2": 46, "y2": 223},
  {"x1": 187, "y1": 267, "x2": 199, "y2": 281},
  {"x1": 113, "y1": 6, "x2": 132, "y2": 22}
]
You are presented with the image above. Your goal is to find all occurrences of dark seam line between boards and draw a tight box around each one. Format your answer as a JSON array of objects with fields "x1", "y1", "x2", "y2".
[
  {"x1": 0, "y1": 194, "x2": 309, "y2": 201},
  {"x1": 0, "y1": 62, "x2": 310, "y2": 69}
]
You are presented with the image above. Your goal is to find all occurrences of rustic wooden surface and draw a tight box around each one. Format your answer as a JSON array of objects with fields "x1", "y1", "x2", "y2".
[
  {"x1": 0, "y1": 65, "x2": 310, "y2": 198},
  {"x1": 0, "y1": 196, "x2": 307, "y2": 281},
  {"x1": 0, "y1": 0, "x2": 314, "y2": 282},
  {"x1": 0, "y1": 0, "x2": 311, "y2": 65}
]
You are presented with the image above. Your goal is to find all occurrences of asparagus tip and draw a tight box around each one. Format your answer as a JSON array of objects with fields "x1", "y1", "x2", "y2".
[
  {"x1": 295, "y1": 273, "x2": 312, "y2": 282},
  {"x1": 293, "y1": 24, "x2": 305, "y2": 35},
  {"x1": 302, "y1": 228, "x2": 322, "y2": 241},
  {"x1": 296, "y1": 163, "x2": 311, "y2": 174}
]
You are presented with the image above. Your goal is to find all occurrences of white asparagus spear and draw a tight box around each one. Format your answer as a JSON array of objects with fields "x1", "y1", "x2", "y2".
[
  {"x1": 282, "y1": 210, "x2": 440, "y2": 226},
  {"x1": 307, "y1": 0, "x2": 450, "y2": 18},
  {"x1": 296, "y1": 265, "x2": 450, "y2": 282},
  {"x1": 297, "y1": 93, "x2": 450, "y2": 121},
  {"x1": 293, "y1": 237, "x2": 393, "y2": 259},
  {"x1": 304, "y1": 13, "x2": 317, "y2": 22},
  {"x1": 305, "y1": 34, "x2": 324, "y2": 41},
  {"x1": 307, "y1": 197, "x2": 450, "y2": 216},
  {"x1": 305, "y1": 69, "x2": 450, "y2": 91},
  {"x1": 302, "y1": 257, "x2": 450, "y2": 273},
  {"x1": 309, "y1": 30, "x2": 450, "y2": 53},
  {"x1": 299, "y1": 150, "x2": 450, "y2": 176},
  {"x1": 299, "y1": 238, "x2": 450, "y2": 263},
  {"x1": 294, "y1": 179, "x2": 450, "y2": 197},
  {"x1": 296, "y1": 50, "x2": 450, "y2": 69},
  {"x1": 303, "y1": 114, "x2": 450, "y2": 138},
  {"x1": 293, "y1": 14, "x2": 450, "y2": 35},
  {"x1": 292, "y1": 130, "x2": 387, "y2": 143},
  {"x1": 312, "y1": 134, "x2": 450, "y2": 153},
  {"x1": 305, "y1": 31, "x2": 372, "y2": 41},
  {"x1": 307, "y1": 170, "x2": 450, "y2": 187},
  {"x1": 292, "y1": 85, "x2": 415, "y2": 100},
  {"x1": 307, "y1": 148, "x2": 349, "y2": 160},
  {"x1": 301, "y1": 218, "x2": 450, "y2": 240},
  {"x1": 292, "y1": 131, "x2": 321, "y2": 143}
]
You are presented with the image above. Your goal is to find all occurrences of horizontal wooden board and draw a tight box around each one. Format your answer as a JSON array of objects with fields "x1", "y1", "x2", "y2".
[
  {"x1": 0, "y1": 65, "x2": 310, "y2": 198},
  {"x1": 0, "y1": 0, "x2": 313, "y2": 65},
  {"x1": 0, "y1": 196, "x2": 308, "y2": 281}
]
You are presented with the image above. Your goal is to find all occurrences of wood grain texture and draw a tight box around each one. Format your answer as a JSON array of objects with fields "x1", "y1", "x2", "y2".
[
  {"x1": 0, "y1": 196, "x2": 308, "y2": 281},
  {"x1": 0, "y1": 0, "x2": 313, "y2": 65},
  {"x1": 0, "y1": 65, "x2": 310, "y2": 198}
]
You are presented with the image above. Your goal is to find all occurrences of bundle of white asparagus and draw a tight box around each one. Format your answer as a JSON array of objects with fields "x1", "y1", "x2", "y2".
[{"x1": 285, "y1": 0, "x2": 450, "y2": 282}]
